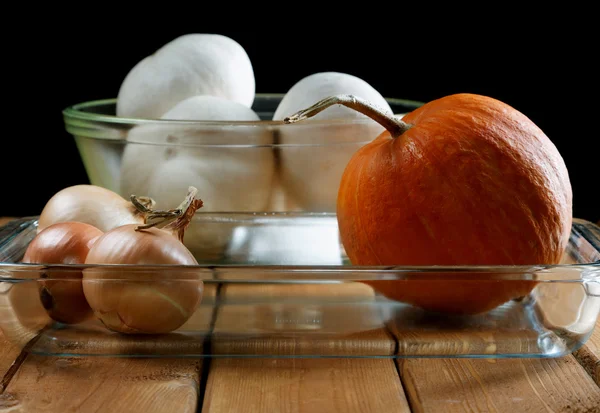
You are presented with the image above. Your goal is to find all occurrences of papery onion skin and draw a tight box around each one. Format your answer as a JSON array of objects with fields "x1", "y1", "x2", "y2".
[
  {"x1": 22, "y1": 221, "x2": 103, "y2": 324},
  {"x1": 82, "y1": 224, "x2": 204, "y2": 334},
  {"x1": 38, "y1": 184, "x2": 153, "y2": 234}
]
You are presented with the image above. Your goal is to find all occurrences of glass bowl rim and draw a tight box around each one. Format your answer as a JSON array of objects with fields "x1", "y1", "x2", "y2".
[{"x1": 62, "y1": 93, "x2": 425, "y2": 127}]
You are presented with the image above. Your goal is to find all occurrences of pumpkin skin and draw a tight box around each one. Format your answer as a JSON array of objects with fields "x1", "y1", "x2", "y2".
[{"x1": 336, "y1": 93, "x2": 573, "y2": 314}]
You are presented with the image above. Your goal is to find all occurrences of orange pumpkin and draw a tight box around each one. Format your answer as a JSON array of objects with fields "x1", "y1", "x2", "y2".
[{"x1": 285, "y1": 93, "x2": 573, "y2": 314}]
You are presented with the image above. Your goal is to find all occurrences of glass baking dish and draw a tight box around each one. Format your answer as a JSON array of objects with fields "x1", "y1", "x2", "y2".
[{"x1": 1, "y1": 214, "x2": 599, "y2": 359}]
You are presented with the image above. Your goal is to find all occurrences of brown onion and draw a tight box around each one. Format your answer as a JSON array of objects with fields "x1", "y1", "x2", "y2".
[
  {"x1": 22, "y1": 221, "x2": 104, "y2": 324},
  {"x1": 82, "y1": 186, "x2": 205, "y2": 334}
]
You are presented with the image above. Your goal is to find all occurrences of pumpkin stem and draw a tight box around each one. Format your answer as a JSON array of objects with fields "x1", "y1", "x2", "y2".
[{"x1": 283, "y1": 94, "x2": 411, "y2": 138}]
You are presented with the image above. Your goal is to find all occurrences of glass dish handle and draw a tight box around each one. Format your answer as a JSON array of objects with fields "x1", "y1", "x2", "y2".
[
  {"x1": 0, "y1": 216, "x2": 39, "y2": 263},
  {"x1": 570, "y1": 219, "x2": 600, "y2": 297},
  {"x1": 571, "y1": 218, "x2": 600, "y2": 265}
]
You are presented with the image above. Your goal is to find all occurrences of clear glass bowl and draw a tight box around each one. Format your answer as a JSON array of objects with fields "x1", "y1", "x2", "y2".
[
  {"x1": 62, "y1": 94, "x2": 424, "y2": 214},
  {"x1": 1, "y1": 215, "x2": 599, "y2": 359}
]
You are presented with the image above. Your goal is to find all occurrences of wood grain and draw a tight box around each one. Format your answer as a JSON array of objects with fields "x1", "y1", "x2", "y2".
[
  {"x1": 201, "y1": 358, "x2": 410, "y2": 413},
  {"x1": 0, "y1": 331, "x2": 21, "y2": 390},
  {"x1": 26, "y1": 283, "x2": 218, "y2": 357},
  {"x1": 0, "y1": 284, "x2": 216, "y2": 411},
  {"x1": 0, "y1": 275, "x2": 52, "y2": 393},
  {"x1": 398, "y1": 356, "x2": 600, "y2": 412},
  {"x1": 210, "y1": 282, "x2": 395, "y2": 356},
  {"x1": 574, "y1": 317, "x2": 600, "y2": 385},
  {"x1": 0, "y1": 219, "x2": 29, "y2": 378},
  {"x1": 203, "y1": 283, "x2": 408, "y2": 412},
  {"x1": 385, "y1": 299, "x2": 546, "y2": 357},
  {"x1": 1, "y1": 355, "x2": 202, "y2": 412}
]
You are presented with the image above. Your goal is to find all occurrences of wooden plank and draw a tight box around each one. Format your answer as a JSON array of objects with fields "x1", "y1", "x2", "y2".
[
  {"x1": 0, "y1": 216, "x2": 50, "y2": 393},
  {"x1": 1, "y1": 225, "x2": 31, "y2": 380},
  {"x1": 384, "y1": 273, "x2": 600, "y2": 364},
  {"x1": 0, "y1": 279, "x2": 52, "y2": 347},
  {"x1": 0, "y1": 331, "x2": 22, "y2": 391},
  {"x1": 574, "y1": 317, "x2": 600, "y2": 385},
  {"x1": 0, "y1": 255, "x2": 215, "y2": 412},
  {"x1": 385, "y1": 299, "x2": 546, "y2": 357},
  {"x1": 201, "y1": 358, "x2": 410, "y2": 413},
  {"x1": 210, "y1": 282, "x2": 395, "y2": 356},
  {"x1": 203, "y1": 282, "x2": 409, "y2": 412},
  {"x1": 26, "y1": 283, "x2": 218, "y2": 357},
  {"x1": 0, "y1": 283, "x2": 217, "y2": 410},
  {"x1": 0, "y1": 277, "x2": 52, "y2": 393},
  {"x1": 0, "y1": 285, "x2": 217, "y2": 410},
  {"x1": 2, "y1": 356, "x2": 202, "y2": 412},
  {"x1": 398, "y1": 356, "x2": 600, "y2": 412}
]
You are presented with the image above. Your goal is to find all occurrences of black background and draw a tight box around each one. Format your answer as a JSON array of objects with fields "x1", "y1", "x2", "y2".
[{"x1": 3, "y1": 27, "x2": 596, "y2": 223}]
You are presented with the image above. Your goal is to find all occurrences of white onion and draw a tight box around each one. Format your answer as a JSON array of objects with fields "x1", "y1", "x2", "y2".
[
  {"x1": 273, "y1": 72, "x2": 393, "y2": 212},
  {"x1": 116, "y1": 33, "x2": 256, "y2": 119}
]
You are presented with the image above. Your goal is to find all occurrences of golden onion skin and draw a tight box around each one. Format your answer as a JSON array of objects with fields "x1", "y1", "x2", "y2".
[
  {"x1": 22, "y1": 221, "x2": 103, "y2": 324},
  {"x1": 82, "y1": 224, "x2": 204, "y2": 334}
]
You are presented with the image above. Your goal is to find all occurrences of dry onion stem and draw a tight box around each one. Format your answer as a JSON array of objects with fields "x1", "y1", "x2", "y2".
[{"x1": 130, "y1": 186, "x2": 204, "y2": 242}]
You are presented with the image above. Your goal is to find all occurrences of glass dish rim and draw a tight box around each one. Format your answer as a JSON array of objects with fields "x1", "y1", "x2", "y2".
[
  {"x1": 1, "y1": 216, "x2": 598, "y2": 281},
  {"x1": 62, "y1": 93, "x2": 425, "y2": 127}
]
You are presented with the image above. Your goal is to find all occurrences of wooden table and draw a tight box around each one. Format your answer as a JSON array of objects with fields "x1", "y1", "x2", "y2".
[{"x1": 1, "y1": 216, "x2": 600, "y2": 412}]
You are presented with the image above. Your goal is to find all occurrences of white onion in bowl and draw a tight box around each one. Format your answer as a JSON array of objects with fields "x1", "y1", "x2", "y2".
[
  {"x1": 273, "y1": 72, "x2": 393, "y2": 212},
  {"x1": 116, "y1": 33, "x2": 255, "y2": 119},
  {"x1": 119, "y1": 95, "x2": 276, "y2": 260}
]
